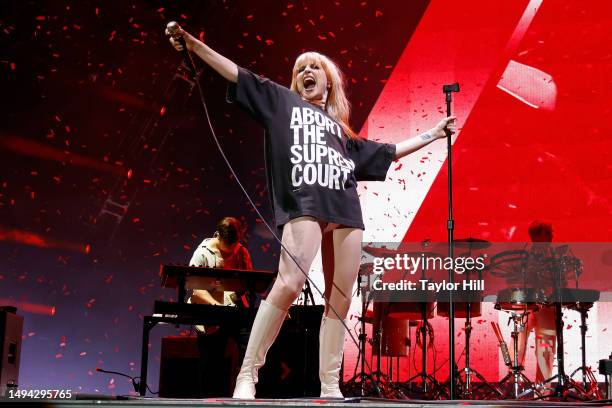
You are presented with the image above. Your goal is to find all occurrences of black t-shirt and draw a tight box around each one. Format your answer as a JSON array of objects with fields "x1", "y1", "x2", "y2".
[{"x1": 228, "y1": 67, "x2": 396, "y2": 230}]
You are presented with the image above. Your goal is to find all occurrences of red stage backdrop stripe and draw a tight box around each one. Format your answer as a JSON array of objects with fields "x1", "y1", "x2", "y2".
[
  {"x1": 355, "y1": 0, "x2": 540, "y2": 382},
  {"x1": 0, "y1": 133, "x2": 128, "y2": 178},
  {"x1": 396, "y1": 0, "x2": 612, "y2": 381},
  {"x1": 0, "y1": 226, "x2": 90, "y2": 254}
]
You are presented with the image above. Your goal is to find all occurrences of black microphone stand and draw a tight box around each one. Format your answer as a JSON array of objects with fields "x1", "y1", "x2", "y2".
[{"x1": 442, "y1": 83, "x2": 460, "y2": 399}]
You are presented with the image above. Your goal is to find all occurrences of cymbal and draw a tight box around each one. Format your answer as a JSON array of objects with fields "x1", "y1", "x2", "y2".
[
  {"x1": 362, "y1": 245, "x2": 442, "y2": 259},
  {"x1": 453, "y1": 237, "x2": 491, "y2": 249}
]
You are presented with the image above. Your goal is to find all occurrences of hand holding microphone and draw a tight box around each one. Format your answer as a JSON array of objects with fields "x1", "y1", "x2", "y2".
[{"x1": 165, "y1": 21, "x2": 199, "y2": 75}]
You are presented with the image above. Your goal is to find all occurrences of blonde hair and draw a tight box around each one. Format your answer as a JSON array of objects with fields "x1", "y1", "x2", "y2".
[{"x1": 290, "y1": 52, "x2": 357, "y2": 139}]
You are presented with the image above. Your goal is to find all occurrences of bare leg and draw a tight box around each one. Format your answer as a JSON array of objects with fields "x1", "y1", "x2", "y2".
[
  {"x1": 266, "y1": 216, "x2": 323, "y2": 309},
  {"x1": 319, "y1": 227, "x2": 362, "y2": 397},
  {"x1": 534, "y1": 306, "x2": 556, "y2": 382},
  {"x1": 325, "y1": 227, "x2": 362, "y2": 319},
  {"x1": 233, "y1": 216, "x2": 323, "y2": 398}
]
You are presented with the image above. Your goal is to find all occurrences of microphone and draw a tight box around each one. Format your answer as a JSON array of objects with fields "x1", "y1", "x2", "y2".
[{"x1": 165, "y1": 21, "x2": 198, "y2": 77}]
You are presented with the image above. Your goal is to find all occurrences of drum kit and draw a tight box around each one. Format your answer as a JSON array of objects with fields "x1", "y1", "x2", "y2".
[{"x1": 342, "y1": 239, "x2": 602, "y2": 401}]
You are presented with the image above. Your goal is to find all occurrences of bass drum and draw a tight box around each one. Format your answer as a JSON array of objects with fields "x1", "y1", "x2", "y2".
[{"x1": 372, "y1": 302, "x2": 409, "y2": 357}]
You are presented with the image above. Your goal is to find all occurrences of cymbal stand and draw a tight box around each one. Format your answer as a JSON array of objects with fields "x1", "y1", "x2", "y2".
[
  {"x1": 403, "y1": 301, "x2": 446, "y2": 399},
  {"x1": 343, "y1": 274, "x2": 383, "y2": 397},
  {"x1": 456, "y1": 306, "x2": 504, "y2": 398},
  {"x1": 569, "y1": 303, "x2": 602, "y2": 400},
  {"x1": 498, "y1": 310, "x2": 539, "y2": 399},
  {"x1": 456, "y1": 249, "x2": 502, "y2": 399}
]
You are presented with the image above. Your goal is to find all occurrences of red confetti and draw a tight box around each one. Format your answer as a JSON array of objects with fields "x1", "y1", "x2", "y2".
[
  {"x1": 375, "y1": 10, "x2": 383, "y2": 17},
  {"x1": 35, "y1": 16, "x2": 46, "y2": 21}
]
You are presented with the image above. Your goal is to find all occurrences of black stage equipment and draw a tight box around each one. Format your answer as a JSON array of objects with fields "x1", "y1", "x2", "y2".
[{"x1": 0, "y1": 306, "x2": 23, "y2": 397}]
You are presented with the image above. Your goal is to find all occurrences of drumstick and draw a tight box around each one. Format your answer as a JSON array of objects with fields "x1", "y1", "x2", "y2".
[{"x1": 491, "y1": 322, "x2": 513, "y2": 367}]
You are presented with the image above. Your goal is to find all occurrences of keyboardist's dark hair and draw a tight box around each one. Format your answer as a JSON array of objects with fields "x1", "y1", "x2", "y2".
[{"x1": 216, "y1": 216, "x2": 244, "y2": 245}]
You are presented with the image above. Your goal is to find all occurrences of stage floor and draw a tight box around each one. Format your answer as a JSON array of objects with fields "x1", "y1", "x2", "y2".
[{"x1": 6, "y1": 396, "x2": 612, "y2": 408}]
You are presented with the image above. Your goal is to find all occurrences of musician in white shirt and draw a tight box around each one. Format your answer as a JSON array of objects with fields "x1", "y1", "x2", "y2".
[
  {"x1": 188, "y1": 216, "x2": 253, "y2": 397},
  {"x1": 189, "y1": 216, "x2": 253, "y2": 306}
]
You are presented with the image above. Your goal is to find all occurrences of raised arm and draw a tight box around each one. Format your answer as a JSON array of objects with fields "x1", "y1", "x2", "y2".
[
  {"x1": 394, "y1": 116, "x2": 457, "y2": 160},
  {"x1": 167, "y1": 26, "x2": 238, "y2": 83}
]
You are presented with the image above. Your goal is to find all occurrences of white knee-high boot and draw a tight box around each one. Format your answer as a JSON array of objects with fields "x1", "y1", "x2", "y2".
[
  {"x1": 232, "y1": 300, "x2": 287, "y2": 399},
  {"x1": 319, "y1": 316, "x2": 346, "y2": 398}
]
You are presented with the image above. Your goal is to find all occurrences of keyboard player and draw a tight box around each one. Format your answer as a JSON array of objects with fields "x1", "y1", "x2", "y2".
[{"x1": 188, "y1": 216, "x2": 254, "y2": 397}]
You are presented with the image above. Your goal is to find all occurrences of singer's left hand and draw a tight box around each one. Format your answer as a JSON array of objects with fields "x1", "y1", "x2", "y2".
[{"x1": 430, "y1": 116, "x2": 457, "y2": 139}]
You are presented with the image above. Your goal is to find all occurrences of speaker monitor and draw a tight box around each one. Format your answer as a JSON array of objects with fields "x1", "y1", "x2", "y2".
[{"x1": 0, "y1": 307, "x2": 23, "y2": 397}]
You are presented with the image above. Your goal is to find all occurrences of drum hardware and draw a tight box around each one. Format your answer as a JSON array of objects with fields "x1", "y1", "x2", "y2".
[
  {"x1": 395, "y1": 257, "x2": 444, "y2": 399},
  {"x1": 362, "y1": 245, "x2": 444, "y2": 398},
  {"x1": 370, "y1": 316, "x2": 409, "y2": 399},
  {"x1": 495, "y1": 308, "x2": 541, "y2": 399},
  {"x1": 342, "y1": 265, "x2": 383, "y2": 397},
  {"x1": 457, "y1": 301, "x2": 503, "y2": 398},
  {"x1": 439, "y1": 237, "x2": 501, "y2": 399},
  {"x1": 400, "y1": 304, "x2": 445, "y2": 399},
  {"x1": 538, "y1": 257, "x2": 589, "y2": 400},
  {"x1": 362, "y1": 245, "x2": 442, "y2": 260},
  {"x1": 599, "y1": 355, "x2": 612, "y2": 399},
  {"x1": 453, "y1": 237, "x2": 492, "y2": 250},
  {"x1": 458, "y1": 238, "x2": 494, "y2": 398},
  {"x1": 567, "y1": 294, "x2": 602, "y2": 400}
]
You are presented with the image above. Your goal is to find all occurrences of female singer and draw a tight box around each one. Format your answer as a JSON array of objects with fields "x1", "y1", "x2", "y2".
[{"x1": 168, "y1": 26, "x2": 456, "y2": 399}]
